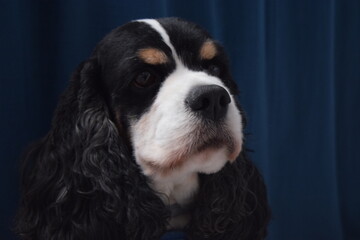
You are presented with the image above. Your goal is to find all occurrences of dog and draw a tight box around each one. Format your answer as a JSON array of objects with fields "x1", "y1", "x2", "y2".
[{"x1": 15, "y1": 17, "x2": 270, "y2": 240}]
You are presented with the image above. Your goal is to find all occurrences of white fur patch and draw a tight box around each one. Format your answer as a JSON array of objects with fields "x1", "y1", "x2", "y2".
[{"x1": 137, "y1": 19, "x2": 181, "y2": 65}]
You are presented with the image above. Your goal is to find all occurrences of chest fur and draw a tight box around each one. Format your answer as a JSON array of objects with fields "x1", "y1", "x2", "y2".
[{"x1": 148, "y1": 172, "x2": 199, "y2": 229}]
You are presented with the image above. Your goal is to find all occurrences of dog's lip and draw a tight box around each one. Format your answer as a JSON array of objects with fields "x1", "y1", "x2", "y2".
[
  {"x1": 188, "y1": 122, "x2": 240, "y2": 159},
  {"x1": 194, "y1": 137, "x2": 227, "y2": 152},
  {"x1": 187, "y1": 125, "x2": 234, "y2": 155},
  {"x1": 192, "y1": 122, "x2": 230, "y2": 142}
]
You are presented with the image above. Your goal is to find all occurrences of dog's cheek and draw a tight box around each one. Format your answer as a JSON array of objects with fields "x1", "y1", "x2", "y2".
[
  {"x1": 129, "y1": 112, "x2": 157, "y2": 167},
  {"x1": 130, "y1": 110, "x2": 193, "y2": 171},
  {"x1": 226, "y1": 96, "x2": 244, "y2": 161}
]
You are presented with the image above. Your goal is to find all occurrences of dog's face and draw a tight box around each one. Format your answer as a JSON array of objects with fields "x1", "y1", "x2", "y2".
[{"x1": 95, "y1": 18, "x2": 243, "y2": 177}]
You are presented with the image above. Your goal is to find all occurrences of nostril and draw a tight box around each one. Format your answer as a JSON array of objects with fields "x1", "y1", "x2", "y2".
[
  {"x1": 200, "y1": 97, "x2": 210, "y2": 110},
  {"x1": 188, "y1": 96, "x2": 210, "y2": 111},
  {"x1": 219, "y1": 94, "x2": 230, "y2": 107}
]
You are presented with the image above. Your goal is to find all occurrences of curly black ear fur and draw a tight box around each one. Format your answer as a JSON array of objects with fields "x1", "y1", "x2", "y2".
[
  {"x1": 15, "y1": 58, "x2": 168, "y2": 240},
  {"x1": 186, "y1": 151, "x2": 271, "y2": 240}
]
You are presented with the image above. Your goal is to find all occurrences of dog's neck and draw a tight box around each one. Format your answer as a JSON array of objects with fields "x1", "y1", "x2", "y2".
[
  {"x1": 150, "y1": 171, "x2": 199, "y2": 205},
  {"x1": 146, "y1": 169, "x2": 199, "y2": 229}
]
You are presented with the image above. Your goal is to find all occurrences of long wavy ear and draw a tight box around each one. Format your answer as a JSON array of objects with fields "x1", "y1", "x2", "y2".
[
  {"x1": 187, "y1": 152, "x2": 271, "y2": 240},
  {"x1": 15, "y1": 58, "x2": 168, "y2": 240}
]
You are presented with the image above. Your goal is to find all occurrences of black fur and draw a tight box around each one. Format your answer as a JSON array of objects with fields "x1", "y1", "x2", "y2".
[{"x1": 15, "y1": 17, "x2": 270, "y2": 240}]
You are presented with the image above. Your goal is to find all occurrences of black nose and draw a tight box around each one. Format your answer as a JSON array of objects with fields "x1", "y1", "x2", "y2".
[{"x1": 186, "y1": 85, "x2": 231, "y2": 121}]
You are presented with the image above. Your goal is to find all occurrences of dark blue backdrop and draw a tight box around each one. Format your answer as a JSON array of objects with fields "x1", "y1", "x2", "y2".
[{"x1": 1, "y1": 1, "x2": 359, "y2": 239}]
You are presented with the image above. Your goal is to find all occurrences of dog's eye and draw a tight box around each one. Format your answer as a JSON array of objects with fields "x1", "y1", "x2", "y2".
[
  {"x1": 207, "y1": 64, "x2": 221, "y2": 76},
  {"x1": 133, "y1": 72, "x2": 157, "y2": 88}
]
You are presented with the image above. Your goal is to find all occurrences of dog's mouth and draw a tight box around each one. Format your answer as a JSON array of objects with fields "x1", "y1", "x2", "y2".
[
  {"x1": 138, "y1": 121, "x2": 240, "y2": 175},
  {"x1": 189, "y1": 121, "x2": 235, "y2": 153}
]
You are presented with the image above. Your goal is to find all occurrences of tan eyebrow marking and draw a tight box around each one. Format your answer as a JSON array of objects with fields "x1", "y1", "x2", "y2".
[
  {"x1": 199, "y1": 40, "x2": 217, "y2": 60},
  {"x1": 137, "y1": 48, "x2": 168, "y2": 65}
]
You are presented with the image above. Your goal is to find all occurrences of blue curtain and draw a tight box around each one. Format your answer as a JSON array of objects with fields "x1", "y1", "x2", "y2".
[{"x1": 1, "y1": 1, "x2": 359, "y2": 239}]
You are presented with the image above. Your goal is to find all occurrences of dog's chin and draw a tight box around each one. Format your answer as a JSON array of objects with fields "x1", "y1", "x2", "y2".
[
  {"x1": 187, "y1": 135, "x2": 242, "y2": 174},
  {"x1": 136, "y1": 124, "x2": 242, "y2": 176}
]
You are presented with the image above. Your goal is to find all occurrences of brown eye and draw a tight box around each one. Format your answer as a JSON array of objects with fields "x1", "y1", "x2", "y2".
[
  {"x1": 133, "y1": 71, "x2": 157, "y2": 88},
  {"x1": 207, "y1": 64, "x2": 221, "y2": 76}
]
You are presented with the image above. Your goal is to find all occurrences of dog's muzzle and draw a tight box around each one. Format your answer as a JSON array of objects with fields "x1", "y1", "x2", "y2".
[{"x1": 185, "y1": 84, "x2": 231, "y2": 121}]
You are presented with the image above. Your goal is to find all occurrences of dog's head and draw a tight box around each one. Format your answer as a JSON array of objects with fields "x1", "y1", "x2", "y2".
[{"x1": 92, "y1": 18, "x2": 243, "y2": 176}]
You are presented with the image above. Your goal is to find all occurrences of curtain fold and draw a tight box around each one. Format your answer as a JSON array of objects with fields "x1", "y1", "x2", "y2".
[{"x1": 1, "y1": 1, "x2": 359, "y2": 239}]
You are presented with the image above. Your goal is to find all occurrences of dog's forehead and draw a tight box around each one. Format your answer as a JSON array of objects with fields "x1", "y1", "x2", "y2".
[
  {"x1": 156, "y1": 18, "x2": 212, "y2": 52},
  {"x1": 100, "y1": 18, "x2": 214, "y2": 65},
  {"x1": 139, "y1": 18, "x2": 214, "y2": 63},
  {"x1": 137, "y1": 18, "x2": 211, "y2": 45}
]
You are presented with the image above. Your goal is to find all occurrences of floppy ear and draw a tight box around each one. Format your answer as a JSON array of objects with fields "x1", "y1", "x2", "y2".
[
  {"x1": 187, "y1": 152, "x2": 271, "y2": 240},
  {"x1": 15, "y1": 58, "x2": 168, "y2": 240}
]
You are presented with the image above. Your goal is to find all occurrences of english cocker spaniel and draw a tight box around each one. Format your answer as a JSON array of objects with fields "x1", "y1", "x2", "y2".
[{"x1": 15, "y1": 18, "x2": 270, "y2": 240}]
